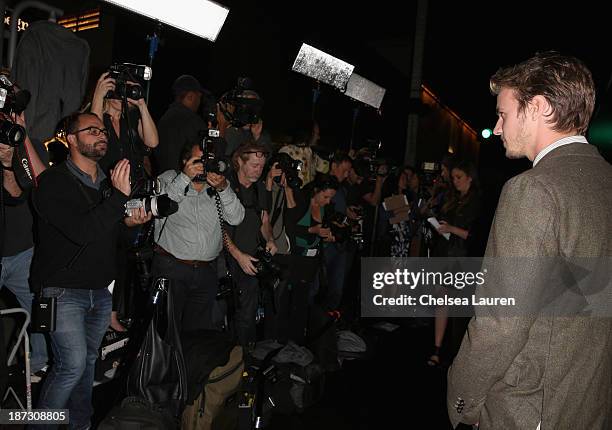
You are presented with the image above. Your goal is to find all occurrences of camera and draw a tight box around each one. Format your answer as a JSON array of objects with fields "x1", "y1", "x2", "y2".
[
  {"x1": 106, "y1": 63, "x2": 152, "y2": 100},
  {"x1": 125, "y1": 194, "x2": 178, "y2": 218},
  {"x1": 421, "y1": 161, "x2": 441, "y2": 189},
  {"x1": 253, "y1": 245, "x2": 282, "y2": 288},
  {"x1": 367, "y1": 158, "x2": 397, "y2": 179},
  {"x1": 322, "y1": 211, "x2": 351, "y2": 243},
  {"x1": 324, "y1": 210, "x2": 365, "y2": 248},
  {"x1": 269, "y1": 152, "x2": 303, "y2": 189},
  {"x1": 194, "y1": 113, "x2": 229, "y2": 182},
  {"x1": 125, "y1": 177, "x2": 178, "y2": 218},
  {"x1": 220, "y1": 77, "x2": 263, "y2": 128},
  {"x1": 0, "y1": 75, "x2": 28, "y2": 147}
]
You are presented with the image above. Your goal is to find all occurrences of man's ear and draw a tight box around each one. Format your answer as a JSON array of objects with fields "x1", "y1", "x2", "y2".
[
  {"x1": 66, "y1": 134, "x2": 77, "y2": 148},
  {"x1": 529, "y1": 95, "x2": 551, "y2": 121}
]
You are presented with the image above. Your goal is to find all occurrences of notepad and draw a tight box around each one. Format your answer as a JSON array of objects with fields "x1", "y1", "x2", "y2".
[{"x1": 427, "y1": 217, "x2": 450, "y2": 240}]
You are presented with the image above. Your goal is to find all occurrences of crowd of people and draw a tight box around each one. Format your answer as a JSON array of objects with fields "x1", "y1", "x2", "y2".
[{"x1": 0, "y1": 46, "x2": 610, "y2": 430}]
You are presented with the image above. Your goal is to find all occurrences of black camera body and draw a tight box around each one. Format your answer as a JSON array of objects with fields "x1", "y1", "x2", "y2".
[
  {"x1": 194, "y1": 115, "x2": 229, "y2": 182},
  {"x1": 254, "y1": 245, "x2": 282, "y2": 287},
  {"x1": 220, "y1": 77, "x2": 263, "y2": 128},
  {"x1": 421, "y1": 161, "x2": 441, "y2": 189},
  {"x1": 106, "y1": 63, "x2": 151, "y2": 100},
  {"x1": 322, "y1": 211, "x2": 351, "y2": 243},
  {"x1": 0, "y1": 75, "x2": 28, "y2": 147},
  {"x1": 269, "y1": 152, "x2": 303, "y2": 189}
]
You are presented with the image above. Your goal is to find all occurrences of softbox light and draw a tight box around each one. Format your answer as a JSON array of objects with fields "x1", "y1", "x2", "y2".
[
  {"x1": 100, "y1": 0, "x2": 229, "y2": 42},
  {"x1": 345, "y1": 73, "x2": 386, "y2": 109},
  {"x1": 291, "y1": 43, "x2": 354, "y2": 91}
]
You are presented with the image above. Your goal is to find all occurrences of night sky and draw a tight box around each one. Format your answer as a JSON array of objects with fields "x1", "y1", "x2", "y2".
[{"x1": 18, "y1": 0, "x2": 612, "y2": 163}]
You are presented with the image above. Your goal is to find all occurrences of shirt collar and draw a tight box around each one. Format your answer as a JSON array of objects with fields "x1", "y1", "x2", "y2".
[
  {"x1": 66, "y1": 157, "x2": 107, "y2": 190},
  {"x1": 533, "y1": 135, "x2": 588, "y2": 167}
]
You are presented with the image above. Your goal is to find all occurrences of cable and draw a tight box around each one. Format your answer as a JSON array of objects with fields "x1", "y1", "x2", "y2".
[{"x1": 210, "y1": 188, "x2": 232, "y2": 257}]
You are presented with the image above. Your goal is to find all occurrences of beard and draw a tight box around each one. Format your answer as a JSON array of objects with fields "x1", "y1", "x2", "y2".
[
  {"x1": 77, "y1": 139, "x2": 107, "y2": 161},
  {"x1": 503, "y1": 118, "x2": 530, "y2": 159}
]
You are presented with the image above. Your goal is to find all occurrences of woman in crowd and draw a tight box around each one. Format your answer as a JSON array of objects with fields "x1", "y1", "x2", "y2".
[
  {"x1": 91, "y1": 71, "x2": 159, "y2": 331},
  {"x1": 283, "y1": 175, "x2": 338, "y2": 344},
  {"x1": 428, "y1": 160, "x2": 481, "y2": 367}
]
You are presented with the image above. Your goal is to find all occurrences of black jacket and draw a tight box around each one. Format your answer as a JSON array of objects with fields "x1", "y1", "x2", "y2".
[
  {"x1": 11, "y1": 21, "x2": 89, "y2": 145},
  {"x1": 30, "y1": 163, "x2": 128, "y2": 290}
]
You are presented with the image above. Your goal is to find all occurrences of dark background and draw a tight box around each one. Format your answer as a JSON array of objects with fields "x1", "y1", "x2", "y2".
[{"x1": 12, "y1": 0, "x2": 612, "y2": 165}]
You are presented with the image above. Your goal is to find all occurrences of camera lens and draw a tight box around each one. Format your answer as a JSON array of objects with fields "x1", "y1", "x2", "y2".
[{"x1": 0, "y1": 120, "x2": 25, "y2": 147}]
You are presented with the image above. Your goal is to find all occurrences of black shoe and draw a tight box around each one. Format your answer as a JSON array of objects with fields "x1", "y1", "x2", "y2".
[{"x1": 31, "y1": 365, "x2": 49, "y2": 383}]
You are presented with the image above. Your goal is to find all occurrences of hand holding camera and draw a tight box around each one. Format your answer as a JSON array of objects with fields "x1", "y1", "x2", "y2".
[
  {"x1": 236, "y1": 250, "x2": 259, "y2": 276},
  {"x1": 183, "y1": 155, "x2": 205, "y2": 180},
  {"x1": 124, "y1": 206, "x2": 152, "y2": 227},
  {"x1": 111, "y1": 158, "x2": 131, "y2": 197},
  {"x1": 93, "y1": 72, "x2": 116, "y2": 110},
  {"x1": 206, "y1": 171, "x2": 228, "y2": 191},
  {"x1": 0, "y1": 142, "x2": 14, "y2": 168}
]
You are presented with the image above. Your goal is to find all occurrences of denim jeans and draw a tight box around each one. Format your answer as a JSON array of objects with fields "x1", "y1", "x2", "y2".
[
  {"x1": 37, "y1": 288, "x2": 112, "y2": 430},
  {"x1": 0, "y1": 247, "x2": 49, "y2": 372}
]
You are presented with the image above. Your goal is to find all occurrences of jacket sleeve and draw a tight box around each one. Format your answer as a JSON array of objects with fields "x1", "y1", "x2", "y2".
[
  {"x1": 285, "y1": 187, "x2": 312, "y2": 238},
  {"x1": 33, "y1": 170, "x2": 128, "y2": 245},
  {"x1": 447, "y1": 175, "x2": 558, "y2": 427}
]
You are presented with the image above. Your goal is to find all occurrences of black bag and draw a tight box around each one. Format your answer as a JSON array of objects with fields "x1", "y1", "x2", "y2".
[
  {"x1": 307, "y1": 305, "x2": 339, "y2": 372},
  {"x1": 126, "y1": 278, "x2": 187, "y2": 417},
  {"x1": 97, "y1": 396, "x2": 177, "y2": 430}
]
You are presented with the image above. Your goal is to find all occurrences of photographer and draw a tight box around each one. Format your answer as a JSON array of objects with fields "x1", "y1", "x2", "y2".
[
  {"x1": 278, "y1": 120, "x2": 329, "y2": 187},
  {"x1": 0, "y1": 77, "x2": 50, "y2": 382},
  {"x1": 31, "y1": 112, "x2": 149, "y2": 429},
  {"x1": 155, "y1": 74, "x2": 212, "y2": 174},
  {"x1": 152, "y1": 141, "x2": 244, "y2": 334},
  {"x1": 223, "y1": 142, "x2": 275, "y2": 348},
  {"x1": 284, "y1": 175, "x2": 338, "y2": 344},
  {"x1": 91, "y1": 69, "x2": 159, "y2": 331},
  {"x1": 320, "y1": 152, "x2": 352, "y2": 311},
  {"x1": 216, "y1": 80, "x2": 272, "y2": 157}
]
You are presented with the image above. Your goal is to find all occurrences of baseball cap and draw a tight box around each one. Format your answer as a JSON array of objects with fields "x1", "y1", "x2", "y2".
[{"x1": 172, "y1": 74, "x2": 205, "y2": 96}]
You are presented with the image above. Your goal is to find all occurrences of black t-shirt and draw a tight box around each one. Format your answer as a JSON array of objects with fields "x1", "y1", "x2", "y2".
[
  {"x1": 227, "y1": 174, "x2": 270, "y2": 256},
  {"x1": 99, "y1": 110, "x2": 147, "y2": 177},
  {"x1": 155, "y1": 102, "x2": 207, "y2": 174}
]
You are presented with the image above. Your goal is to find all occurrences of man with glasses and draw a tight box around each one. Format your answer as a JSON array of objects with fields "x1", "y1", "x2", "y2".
[
  {"x1": 224, "y1": 142, "x2": 276, "y2": 348},
  {"x1": 31, "y1": 112, "x2": 150, "y2": 429}
]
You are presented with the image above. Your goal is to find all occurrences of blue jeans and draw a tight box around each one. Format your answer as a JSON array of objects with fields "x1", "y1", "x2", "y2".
[
  {"x1": 37, "y1": 288, "x2": 112, "y2": 430},
  {"x1": 1, "y1": 247, "x2": 49, "y2": 372}
]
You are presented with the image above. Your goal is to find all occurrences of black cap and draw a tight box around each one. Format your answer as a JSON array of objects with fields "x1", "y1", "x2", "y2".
[{"x1": 172, "y1": 74, "x2": 205, "y2": 96}]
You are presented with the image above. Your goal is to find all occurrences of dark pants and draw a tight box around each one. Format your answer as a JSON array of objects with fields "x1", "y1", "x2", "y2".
[
  {"x1": 151, "y1": 254, "x2": 219, "y2": 333},
  {"x1": 229, "y1": 259, "x2": 260, "y2": 347},
  {"x1": 288, "y1": 255, "x2": 320, "y2": 345},
  {"x1": 264, "y1": 254, "x2": 292, "y2": 342},
  {"x1": 322, "y1": 243, "x2": 347, "y2": 311}
]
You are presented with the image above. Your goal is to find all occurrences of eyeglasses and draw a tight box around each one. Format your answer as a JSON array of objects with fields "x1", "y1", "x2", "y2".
[{"x1": 73, "y1": 126, "x2": 109, "y2": 137}]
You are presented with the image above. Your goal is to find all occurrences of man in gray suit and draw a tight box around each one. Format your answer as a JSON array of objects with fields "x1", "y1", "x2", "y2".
[{"x1": 447, "y1": 52, "x2": 612, "y2": 429}]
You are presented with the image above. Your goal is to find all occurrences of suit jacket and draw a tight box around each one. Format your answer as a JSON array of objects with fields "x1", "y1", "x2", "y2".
[{"x1": 447, "y1": 143, "x2": 612, "y2": 429}]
